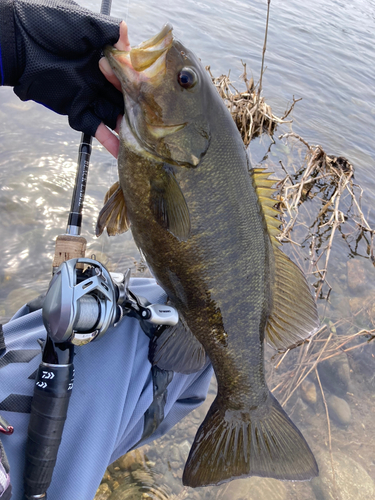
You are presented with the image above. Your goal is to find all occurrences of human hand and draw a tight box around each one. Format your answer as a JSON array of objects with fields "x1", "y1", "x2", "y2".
[
  {"x1": 6, "y1": 0, "x2": 125, "y2": 154},
  {"x1": 95, "y1": 21, "x2": 130, "y2": 158}
]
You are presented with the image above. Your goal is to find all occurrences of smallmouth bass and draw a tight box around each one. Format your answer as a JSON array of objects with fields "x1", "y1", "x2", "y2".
[{"x1": 97, "y1": 24, "x2": 319, "y2": 487}]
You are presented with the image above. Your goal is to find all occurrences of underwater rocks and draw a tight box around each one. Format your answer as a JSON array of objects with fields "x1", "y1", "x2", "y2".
[
  {"x1": 318, "y1": 352, "x2": 351, "y2": 397},
  {"x1": 219, "y1": 476, "x2": 287, "y2": 500},
  {"x1": 326, "y1": 395, "x2": 351, "y2": 426},
  {"x1": 347, "y1": 260, "x2": 367, "y2": 294},
  {"x1": 312, "y1": 451, "x2": 375, "y2": 500},
  {"x1": 95, "y1": 483, "x2": 111, "y2": 500},
  {"x1": 301, "y1": 379, "x2": 317, "y2": 405}
]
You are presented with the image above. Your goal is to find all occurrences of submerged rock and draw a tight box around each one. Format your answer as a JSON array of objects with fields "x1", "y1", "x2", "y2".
[
  {"x1": 301, "y1": 379, "x2": 317, "y2": 405},
  {"x1": 117, "y1": 449, "x2": 145, "y2": 471},
  {"x1": 312, "y1": 451, "x2": 375, "y2": 500},
  {"x1": 347, "y1": 260, "x2": 367, "y2": 294},
  {"x1": 327, "y1": 395, "x2": 351, "y2": 426},
  {"x1": 318, "y1": 352, "x2": 350, "y2": 397},
  {"x1": 95, "y1": 483, "x2": 112, "y2": 500},
  {"x1": 219, "y1": 476, "x2": 287, "y2": 500}
]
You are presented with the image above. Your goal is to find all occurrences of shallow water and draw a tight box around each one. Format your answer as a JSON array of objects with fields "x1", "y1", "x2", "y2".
[{"x1": 1, "y1": 0, "x2": 375, "y2": 498}]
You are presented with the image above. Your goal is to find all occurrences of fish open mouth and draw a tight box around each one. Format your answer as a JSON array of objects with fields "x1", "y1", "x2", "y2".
[
  {"x1": 105, "y1": 24, "x2": 186, "y2": 139},
  {"x1": 105, "y1": 23, "x2": 174, "y2": 84}
]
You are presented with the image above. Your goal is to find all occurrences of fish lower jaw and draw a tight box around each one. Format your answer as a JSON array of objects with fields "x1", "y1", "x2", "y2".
[{"x1": 119, "y1": 116, "x2": 163, "y2": 164}]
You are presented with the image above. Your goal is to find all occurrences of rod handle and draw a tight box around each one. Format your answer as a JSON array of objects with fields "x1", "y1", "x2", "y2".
[
  {"x1": 52, "y1": 234, "x2": 86, "y2": 270},
  {"x1": 24, "y1": 363, "x2": 74, "y2": 498}
]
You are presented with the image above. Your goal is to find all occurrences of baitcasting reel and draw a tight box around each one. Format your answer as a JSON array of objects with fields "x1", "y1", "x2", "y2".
[{"x1": 42, "y1": 257, "x2": 179, "y2": 346}]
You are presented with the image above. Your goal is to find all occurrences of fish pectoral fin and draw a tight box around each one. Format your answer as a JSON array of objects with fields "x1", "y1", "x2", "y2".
[
  {"x1": 266, "y1": 247, "x2": 320, "y2": 351},
  {"x1": 183, "y1": 393, "x2": 318, "y2": 487},
  {"x1": 149, "y1": 313, "x2": 206, "y2": 374},
  {"x1": 96, "y1": 181, "x2": 130, "y2": 237},
  {"x1": 150, "y1": 169, "x2": 191, "y2": 241}
]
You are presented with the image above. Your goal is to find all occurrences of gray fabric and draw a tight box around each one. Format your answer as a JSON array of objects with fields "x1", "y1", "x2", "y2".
[
  {"x1": 0, "y1": 441, "x2": 10, "y2": 496},
  {"x1": 0, "y1": 278, "x2": 213, "y2": 499}
]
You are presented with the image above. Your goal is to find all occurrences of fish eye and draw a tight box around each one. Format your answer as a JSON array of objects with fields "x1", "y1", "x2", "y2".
[{"x1": 177, "y1": 68, "x2": 197, "y2": 89}]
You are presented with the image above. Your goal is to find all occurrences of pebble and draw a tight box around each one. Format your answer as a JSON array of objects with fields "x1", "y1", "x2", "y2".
[
  {"x1": 179, "y1": 440, "x2": 191, "y2": 461},
  {"x1": 94, "y1": 483, "x2": 111, "y2": 500},
  {"x1": 117, "y1": 449, "x2": 145, "y2": 471},
  {"x1": 292, "y1": 397, "x2": 309, "y2": 423},
  {"x1": 170, "y1": 446, "x2": 180, "y2": 462},
  {"x1": 349, "y1": 292, "x2": 375, "y2": 322},
  {"x1": 347, "y1": 259, "x2": 367, "y2": 293},
  {"x1": 327, "y1": 395, "x2": 351, "y2": 426},
  {"x1": 219, "y1": 476, "x2": 287, "y2": 500},
  {"x1": 312, "y1": 451, "x2": 375, "y2": 500},
  {"x1": 301, "y1": 379, "x2": 317, "y2": 405},
  {"x1": 318, "y1": 352, "x2": 350, "y2": 396}
]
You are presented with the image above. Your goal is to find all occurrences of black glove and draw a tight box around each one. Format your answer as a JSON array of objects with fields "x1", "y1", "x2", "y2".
[{"x1": 0, "y1": 0, "x2": 124, "y2": 136}]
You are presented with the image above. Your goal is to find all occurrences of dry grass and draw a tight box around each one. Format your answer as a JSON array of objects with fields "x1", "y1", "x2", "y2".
[
  {"x1": 275, "y1": 133, "x2": 375, "y2": 300},
  {"x1": 207, "y1": 64, "x2": 300, "y2": 145}
]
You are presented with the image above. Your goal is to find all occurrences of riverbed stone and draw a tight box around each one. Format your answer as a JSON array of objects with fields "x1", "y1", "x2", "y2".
[
  {"x1": 312, "y1": 451, "x2": 375, "y2": 500},
  {"x1": 94, "y1": 482, "x2": 111, "y2": 500},
  {"x1": 219, "y1": 476, "x2": 287, "y2": 500},
  {"x1": 327, "y1": 395, "x2": 351, "y2": 426},
  {"x1": 179, "y1": 440, "x2": 191, "y2": 461},
  {"x1": 301, "y1": 379, "x2": 317, "y2": 405},
  {"x1": 117, "y1": 449, "x2": 145, "y2": 471},
  {"x1": 349, "y1": 292, "x2": 375, "y2": 326},
  {"x1": 318, "y1": 352, "x2": 350, "y2": 396},
  {"x1": 347, "y1": 259, "x2": 367, "y2": 293}
]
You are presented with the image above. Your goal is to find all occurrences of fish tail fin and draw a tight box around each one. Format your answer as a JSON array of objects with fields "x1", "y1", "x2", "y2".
[{"x1": 182, "y1": 393, "x2": 318, "y2": 487}]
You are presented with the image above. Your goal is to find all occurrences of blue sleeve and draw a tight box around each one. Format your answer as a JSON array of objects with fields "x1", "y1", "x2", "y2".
[{"x1": 0, "y1": 278, "x2": 213, "y2": 499}]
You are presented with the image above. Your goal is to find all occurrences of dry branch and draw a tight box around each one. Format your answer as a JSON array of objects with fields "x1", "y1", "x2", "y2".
[{"x1": 206, "y1": 65, "x2": 295, "y2": 145}]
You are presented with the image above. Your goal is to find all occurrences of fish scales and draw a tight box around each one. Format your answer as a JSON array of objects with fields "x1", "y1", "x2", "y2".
[
  {"x1": 98, "y1": 23, "x2": 320, "y2": 488},
  {"x1": 120, "y1": 122, "x2": 270, "y2": 403}
]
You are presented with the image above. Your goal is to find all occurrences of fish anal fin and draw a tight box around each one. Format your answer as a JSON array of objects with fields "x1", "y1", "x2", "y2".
[
  {"x1": 149, "y1": 315, "x2": 206, "y2": 374},
  {"x1": 150, "y1": 168, "x2": 191, "y2": 241},
  {"x1": 266, "y1": 247, "x2": 320, "y2": 351},
  {"x1": 182, "y1": 393, "x2": 318, "y2": 487},
  {"x1": 96, "y1": 181, "x2": 130, "y2": 237}
]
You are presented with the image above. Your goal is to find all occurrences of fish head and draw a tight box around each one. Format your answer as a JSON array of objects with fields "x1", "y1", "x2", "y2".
[{"x1": 105, "y1": 24, "x2": 213, "y2": 167}]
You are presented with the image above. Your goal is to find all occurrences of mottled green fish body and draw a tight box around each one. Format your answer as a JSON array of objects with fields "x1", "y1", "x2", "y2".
[{"x1": 97, "y1": 24, "x2": 319, "y2": 487}]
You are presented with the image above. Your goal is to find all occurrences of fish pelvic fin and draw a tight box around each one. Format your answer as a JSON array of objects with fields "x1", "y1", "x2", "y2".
[
  {"x1": 96, "y1": 181, "x2": 130, "y2": 237},
  {"x1": 266, "y1": 247, "x2": 320, "y2": 351},
  {"x1": 182, "y1": 393, "x2": 318, "y2": 488},
  {"x1": 149, "y1": 313, "x2": 206, "y2": 374}
]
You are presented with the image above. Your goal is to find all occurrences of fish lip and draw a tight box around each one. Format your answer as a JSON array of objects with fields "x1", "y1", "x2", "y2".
[
  {"x1": 104, "y1": 23, "x2": 174, "y2": 76},
  {"x1": 107, "y1": 24, "x2": 188, "y2": 158},
  {"x1": 137, "y1": 23, "x2": 174, "y2": 50}
]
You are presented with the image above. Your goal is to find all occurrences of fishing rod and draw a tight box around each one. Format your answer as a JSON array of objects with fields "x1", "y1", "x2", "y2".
[{"x1": 22, "y1": 0, "x2": 179, "y2": 497}]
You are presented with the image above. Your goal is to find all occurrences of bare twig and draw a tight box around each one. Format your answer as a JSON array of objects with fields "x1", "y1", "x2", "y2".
[
  {"x1": 316, "y1": 367, "x2": 338, "y2": 500},
  {"x1": 257, "y1": 0, "x2": 271, "y2": 106}
]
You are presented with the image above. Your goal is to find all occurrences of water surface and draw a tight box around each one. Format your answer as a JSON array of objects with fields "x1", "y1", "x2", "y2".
[{"x1": 1, "y1": 0, "x2": 375, "y2": 498}]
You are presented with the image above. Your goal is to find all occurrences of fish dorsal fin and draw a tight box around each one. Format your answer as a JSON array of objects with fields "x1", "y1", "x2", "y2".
[
  {"x1": 96, "y1": 181, "x2": 130, "y2": 237},
  {"x1": 150, "y1": 167, "x2": 191, "y2": 241},
  {"x1": 149, "y1": 313, "x2": 206, "y2": 374},
  {"x1": 252, "y1": 168, "x2": 281, "y2": 247},
  {"x1": 266, "y1": 247, "x2": 320, "y2": 351}
]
